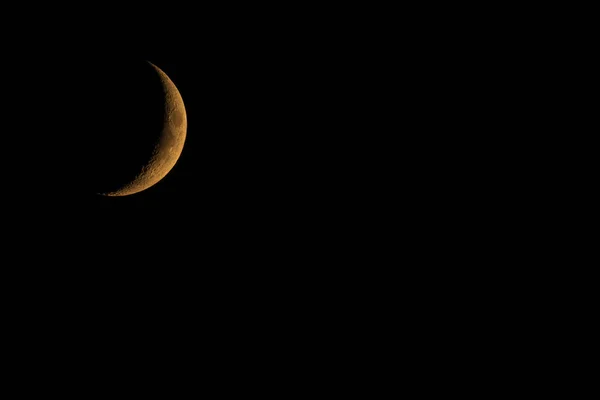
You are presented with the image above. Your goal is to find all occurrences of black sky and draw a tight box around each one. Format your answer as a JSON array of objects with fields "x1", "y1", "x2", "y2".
[
  {"x1": 5, "y1": 49, "x2": 351, "y2": 262},
  {"x1": 0, "y1": 9, "x2": 549, "y2": 382},
  {"x1": 6, "y1": 9, "x2": 398, "y2": 277}
]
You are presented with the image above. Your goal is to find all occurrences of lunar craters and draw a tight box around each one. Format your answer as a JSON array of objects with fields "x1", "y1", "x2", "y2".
[
  {"x1": 102, "y1": 62, "x2": 187, "y2": 197},
  {"x1": 170, "y1": 109, "x2": 185, "y2": 127}
]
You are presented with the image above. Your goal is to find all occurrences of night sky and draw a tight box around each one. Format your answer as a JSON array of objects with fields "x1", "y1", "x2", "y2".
[
  {"x1": 7, "y1": 52, "x2": 351, "y2": 267},
  {"x1": 5, "y1": 13, "x2": 379, "y2": 301},
  {"x1": 4, "y1": 32, "x2": 373, "y2": 359},
  {"x1": 84, "y1": 56, "x2": 327, "y2": 228},
  {"x1": 1, "y1": 9, "x2": 536, "y2": 383}
]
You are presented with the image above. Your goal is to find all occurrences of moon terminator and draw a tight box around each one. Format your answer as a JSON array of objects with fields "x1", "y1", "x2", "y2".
[{"x1": 100, "y1": 61, "x2": 188, "y2": 197}]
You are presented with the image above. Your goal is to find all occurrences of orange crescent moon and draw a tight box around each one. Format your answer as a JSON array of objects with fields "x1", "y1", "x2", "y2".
[{"x1": 102, "y1": 62, "x2": 187, "y2": 196}]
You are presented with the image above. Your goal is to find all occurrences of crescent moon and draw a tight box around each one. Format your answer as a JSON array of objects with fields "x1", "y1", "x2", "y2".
[{"x1": 101, "y1": 62, "x2": 187, "y2": 196}]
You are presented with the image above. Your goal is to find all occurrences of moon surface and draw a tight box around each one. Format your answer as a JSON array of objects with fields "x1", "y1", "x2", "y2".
[{"x1": 100, "y1": 62, "x2": 187, "y2": 196}]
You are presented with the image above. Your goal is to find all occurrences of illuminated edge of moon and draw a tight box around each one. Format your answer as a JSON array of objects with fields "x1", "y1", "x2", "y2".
[{"x1": 99, "y1": 61, "x2": 188, "y2": 197}]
